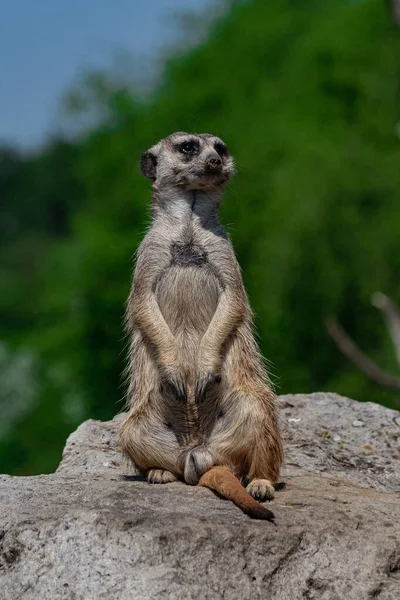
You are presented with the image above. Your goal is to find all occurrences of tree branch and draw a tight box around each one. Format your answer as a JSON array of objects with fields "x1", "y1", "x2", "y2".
[
  {"x1": 371, "y1": 292, "x2": 400, "y2": 367},
  {"x1": 387, "y1": 0, "x2": 400, "y2": 28},
  {"x1": 326, "y1": 318, "x2": 400, "y2": 391}
]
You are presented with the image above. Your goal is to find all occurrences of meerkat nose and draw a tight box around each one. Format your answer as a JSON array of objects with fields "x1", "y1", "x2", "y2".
[{"x1": 206, "y1": 155, "x2": 222, "y2": 171}]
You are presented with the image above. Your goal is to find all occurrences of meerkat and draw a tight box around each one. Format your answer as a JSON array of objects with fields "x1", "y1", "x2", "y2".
[{"x1": 119, "y1": 132, "x2": 283, "y2": 521}]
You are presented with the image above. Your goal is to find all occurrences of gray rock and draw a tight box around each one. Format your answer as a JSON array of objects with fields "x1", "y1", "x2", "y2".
[
  {"x1": 279, "y1": 392, "x2": 400, "y2": 492},
  {"x1": 1, "y1": 393, "x2": 399, "y2": 600},
  {"x1": 56, "y1": 413, "x2": 126, "y2": 477}
]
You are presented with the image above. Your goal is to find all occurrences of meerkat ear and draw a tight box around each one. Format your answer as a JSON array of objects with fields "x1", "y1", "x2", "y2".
[
  {"x1": 140, "y1": 150, "x2": 157, "y2": 180},
  {"x1": 140, "y1": 142, "x2": 161, "y2": 180}
]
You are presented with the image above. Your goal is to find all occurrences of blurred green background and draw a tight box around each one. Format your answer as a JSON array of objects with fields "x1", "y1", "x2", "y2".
[{"x1": 1, "y1": 0, "x2": 400, "y2": 475}]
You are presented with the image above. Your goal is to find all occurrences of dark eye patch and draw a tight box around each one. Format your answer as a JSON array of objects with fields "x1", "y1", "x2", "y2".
[
  {"x1": 177, "y1": 140, "x2": 198, "y2": 155},
  {"x1": 214, "y1": 142, "x2": 228, "y2": 156}
]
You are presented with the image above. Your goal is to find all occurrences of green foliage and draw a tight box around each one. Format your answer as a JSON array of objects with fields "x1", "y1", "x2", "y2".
[{"x1": 1, "y1": 0, "x2": 400, "y2": 474}]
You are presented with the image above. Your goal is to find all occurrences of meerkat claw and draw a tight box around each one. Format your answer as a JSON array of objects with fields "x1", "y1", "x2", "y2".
[
  {"x1": 147, "y1": 469, "x2": 178, "y2": 484},
  {"x1": 194, "y1": 374, "x2": 209, "y2": 403},
  {"x1": 246, "y1": 479, "x2": 276, "y2": 502},
  {"x1": 195, "y1": 372, "x2": 221, "y2": 404},
  {"x1": 162, "y1": 375, "x2": 187, "y2": 403}
]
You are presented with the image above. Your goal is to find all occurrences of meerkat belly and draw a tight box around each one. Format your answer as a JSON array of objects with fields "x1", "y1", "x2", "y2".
[{"x1": 156, "y1": 264, "x2": 221, "y2": 341}]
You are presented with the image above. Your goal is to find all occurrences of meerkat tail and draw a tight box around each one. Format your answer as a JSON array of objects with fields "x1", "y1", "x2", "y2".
[{"x1": 198, "y1": 466, "x2": 275, "y2": 522}]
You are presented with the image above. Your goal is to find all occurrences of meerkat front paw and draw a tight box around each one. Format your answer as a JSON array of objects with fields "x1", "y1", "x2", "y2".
[
  {"x1": 246, "y1": 479, "x2": 275, "y2": 501},
  {"x1": 160, "y1": 368, "x2": 188, "y2": 404},
  {"x1": 195, "y1": 347, "x2": 222, "y2": 404},
  {"x1": 194, "y1": 371, "x2": 221, "y2": 404},
  {"x1": 147, "y1": 469, "x2": 178, "y2": 484}
]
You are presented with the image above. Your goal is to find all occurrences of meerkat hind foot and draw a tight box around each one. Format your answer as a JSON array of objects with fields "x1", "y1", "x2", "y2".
[
  {"x1": 184, "y1": 446, "x2": 215, "y2": 485},
  {"x1": 246, "y1": 479, "x2": 275, "y2": 502},
  {"x1": 147, "y1": 469, "x2": 178, "y2": 484}
]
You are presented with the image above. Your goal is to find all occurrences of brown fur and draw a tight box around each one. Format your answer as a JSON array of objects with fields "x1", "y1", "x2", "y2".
[
  {"x1": 199, "y1": 467, "x2": 275, "y2": 521},
  {"x1": 119, "y1": 132, "x2": 283, "y2": 520}
]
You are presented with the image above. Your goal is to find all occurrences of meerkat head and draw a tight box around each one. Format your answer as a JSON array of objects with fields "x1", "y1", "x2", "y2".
[{"x1": 140, "y1": 132, "x2": 235, "y2": 192}]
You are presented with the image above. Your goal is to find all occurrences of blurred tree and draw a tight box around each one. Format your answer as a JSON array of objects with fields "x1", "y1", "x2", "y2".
[
  {"x1": 327, "y1": 293, "x2": 400, "y2": 401},
  {"x1": 0, "y1": 140, "x2": 82, "y2": 339},
  {"x1": 386, "y1": 0, "x2": 400, "y2": 27}
]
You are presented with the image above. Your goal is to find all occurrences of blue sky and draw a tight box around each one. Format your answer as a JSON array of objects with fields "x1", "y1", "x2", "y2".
[{"x1": 0, "y1": 0, "x2": 214, "y2": 148}]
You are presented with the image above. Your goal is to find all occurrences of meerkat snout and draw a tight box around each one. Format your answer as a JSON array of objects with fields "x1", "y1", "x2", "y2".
[
  {"x1": 205, "y1": 154, "x2": 222, "y2": 172},
  {"x1": 140, "y1": 132, "x2": 235, "y2": 191}
]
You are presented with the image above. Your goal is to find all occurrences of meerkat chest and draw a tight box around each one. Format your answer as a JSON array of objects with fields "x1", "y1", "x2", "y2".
[
  {"x1": 170, "y1": 241, "x2": 207, "y2": 268},
  {"x1": 154, "y1": 230, "x2": 222, "y2": 335},
  {"x1": 168, "y1": 222, "x2": 221, "y2": 269}
]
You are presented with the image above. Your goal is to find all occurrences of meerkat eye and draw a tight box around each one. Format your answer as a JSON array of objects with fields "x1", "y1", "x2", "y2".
[
  {"x1": 214, "y1": 142, "x2": 228, "y2": 157},
  {"x1": 178, "y1": 141, "x2": 197, "y2": 155}
]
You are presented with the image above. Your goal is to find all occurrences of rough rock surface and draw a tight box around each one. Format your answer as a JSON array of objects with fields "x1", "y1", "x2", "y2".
[{"x1": 1, "y1": 393, "x2": 399, "y2": 600}]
